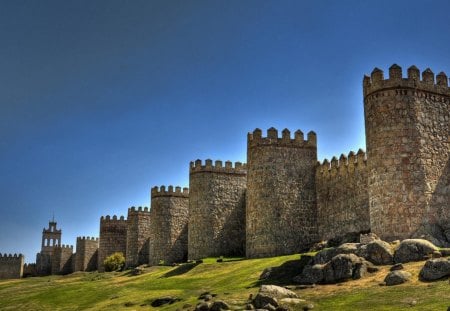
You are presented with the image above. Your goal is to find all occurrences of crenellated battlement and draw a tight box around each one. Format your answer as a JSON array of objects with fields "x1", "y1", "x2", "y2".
[
  {"x1": 189, "y1": 159, "x2": 247, "y2": 175},
  {"x1": 128, "y1": 206, "x2": 150, "y2": 213},
  {"x1": 0, "y1": 253, "x2": 24, "y2": 259},
  {"x1": 317, "y1": 149, "x2": 367, "y2": 176},
  {"x1": 151, "y1": 185, "x2": 189, "y2": 198},
  {"x1": 248, "y1": 127, "x2": 317, "y2": 148},
  {"x1": 54, "y1": 244, "x2": 73, "y2": 250},
  {"x1": 76, "y1": 236, "x2": 99, "y2": 242},
  {"x1": 363, "y1": 64, "x2": 450, "y2": 98},
  {"x1": 100, "y1": 215, "x2": 126, "y2": 222}
]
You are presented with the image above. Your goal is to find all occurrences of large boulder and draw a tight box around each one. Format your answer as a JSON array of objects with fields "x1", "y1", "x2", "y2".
[
  {"x1": 357, "y1": 240, "x2": 394, "y2": 265},
  {"x1": 258, "y1": 285, "x2": 298, "y2": 299},
  {"x1": 252, "y1": 294, "x2": 278, "y2": 309},
  {"x1": 210, "y1": 300, "x2": 230, "y2": 311},
  {"x1": 393, "y1": 239, "x2": 439, "y2": 263},
  {"x1": 293, "y1": 264, "x2": 324, "y2": 284},
  {"x1": 322, "y1": 254, "x2": 372, "y2": 283},
  {"x1": 384, "y1": 271, "x2": 412, "y2": 286},
  {"x1": 313, "y1": 243, "x2": 360, "y2": 264},
  {"x1": 419, "y1": 258, "x2": 450, "y2": 281}
]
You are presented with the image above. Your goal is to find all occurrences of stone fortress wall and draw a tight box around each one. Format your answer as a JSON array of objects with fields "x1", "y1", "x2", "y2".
[
  {"x1": 364, "y1": 65, "x2": 450, "y2": 242},
  {"x1": 316, "y1": 149, "x2": 370, "y2": 241},
  {"x1": 149, "y1": 186, "x2": 189, "y2": 265},
  {"x1": 98, "y1": 215, "x2": 127, "y2": 272},
  {"x1": 75, "y1": 237, "x2": 98, "y2": 272},
  {"x1": 1, "y1": 64, "x2": 448, "y2": 278},
  {"x1": 0, "y1": 254, "x2": 23, "y2": 279},
  {"x1": 188, "y1": 160, "x2": 247, "y2": 260},
  {"x1": 246, "y1": 128, "x2": 318, "y2": 258},
  {"x1": 126, "y1": 207, "x2": 151, "y2": 268},
  {"x1": 51, "y1": 244, "x2": 73, "y2": 275}
]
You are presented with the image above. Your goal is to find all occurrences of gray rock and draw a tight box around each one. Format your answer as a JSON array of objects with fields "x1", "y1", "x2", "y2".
[
  {"x1": 195, "y1": 302, "x2": 212, "y2": 311},
  {"x1": 359, "y1": 240, "x2": 394, "y2": 265},
  {"x1": 259, "y1": 285, "x2": 298, "y2": 299},
  {"x1": 440, "y1": 248, "x2": 450, "y2": 257},
  {"x1": 293, "y1": 264, "x2": 324, "y2": 284},
  {"x1": 253, "y1": 294, "x2": 278, "y2": 309},
  {"x1": 419, "y1": 258, "x2": 450, "y2": 281},
  {"x1": 259, "y1": 267, "x2": 273, "y2": 280},
  {"x1": 393, "y1": 239, "x2": 438, "y2": 263},
  {"x1": 390, "y1": 263, "x2": 404, "y2": 271},
  {"x1": 151, "y1": 296, "x2": 181, "y2": 307},
  {"x1": 384, "y1": 271, "x2": 412, "y2": 286},
  {"x1": 264, "y1": 303, "x2": 277, "y2": 311},
  {"x1": 210, "y1": 300, "x2": 230, "y2": 311},
  {"x1": 245, "y1": 303, "x2": 255, "y2": 310},
  {"x1": 323, "y1": 254, "x2": 371, "y2": 283}
]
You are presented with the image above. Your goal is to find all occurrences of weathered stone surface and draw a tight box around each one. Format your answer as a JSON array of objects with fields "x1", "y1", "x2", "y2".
[
  {"x1": 384, "y1": 270, "x2": 411, "y2": 286},
  {"x1": 293, "y1": 264, "x2": 324, "y2": 285},
  {"x1": 126, "y1": 207, "x2": 151, "y2": 268},
  {"x1": 358, "y1": 240, "x2": 394, "y2": 265},
  {"x1": 253, "y1": 294, "x2": 278, "y2": 309},
  {"x1": 0, "y1": 254, "x2": 24, "y2": 279},
  {"x1": 322, "y1": 254, "x2": 371, "y2": 283},
  {"x1": 313, "y1": 243, "x2": 360, "y2": 264},
  {"x1": 210, "y1": 300, "x2": 230, "y2": 311},
  {"x1": 316, "y1": 149, "x2": 370, "y2": 242},
  {"x1": 246, "y1": 128, "x2": 318, "y2": 258},
  {"x1": 151, "y1": 296, "x2": 181, "y2": 307},
  {"x1": 364, "y1": 66, "x2": 450, "y2": 242},
  {"x1": 98, "y1": 215, "x2": 127, "y2": 273},
  {"x1": 75, "y1": 237, "x2": 98, "y2": 272},
  {"x1": 419, "y1": 258, "x2": 450, "y2": 281},
  {"x1": 360, "y1": 233, "x2": 380, "y2": 244},
  {"x1": 189, "y1": 160, "x2": 246, "y2": 260},
  {"x1": 390, "y1": 263, "x2": 404, "y2": 271},
  {"x1": 150, "y1": 187, "x2": 189, "y2": 265},
  {"x1": 259, "y1": 285, "x2": 298, "y2": 299},
  {"x1": 393, "y1": 239, "x2": 439, "y2": 263}
]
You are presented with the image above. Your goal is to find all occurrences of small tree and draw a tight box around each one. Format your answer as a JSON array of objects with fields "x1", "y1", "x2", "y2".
[{"x1": 103, "y1": 252, "x2": 125, "y2": 272}]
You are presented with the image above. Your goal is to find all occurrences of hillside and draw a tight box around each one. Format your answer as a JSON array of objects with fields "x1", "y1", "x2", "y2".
[{"x1": 0, "y1": 254, "x2": 448, "y2": 311}]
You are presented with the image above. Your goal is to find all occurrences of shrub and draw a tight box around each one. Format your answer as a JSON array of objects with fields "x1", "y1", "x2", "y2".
[{"x1": 103, "y1": 252, "x2": 125, "y2": 272}]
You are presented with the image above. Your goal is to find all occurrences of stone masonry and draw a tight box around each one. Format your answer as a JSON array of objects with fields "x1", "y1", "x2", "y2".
[
  {"x1": 316, "y1": 149, "x2": 370, "y2": 241},
  {"x1": 0, "y1": 254, "x2": 23, "y2": 279},
  {"x1": 364, "y1": 65, "x2": 450, "y2": 244},
  {"x1": 98, "y1": 215, "x2": 127, "y2": 272},
  {"x1": 51, "y1": 245, "x2": 73, "y2": 275},
  {"x1": 149, "y1": 186, "x2": 189, "y2": 265},
  {"x1": 246, "y1": 128, "x2": 318, "y2": 258},
  {"x1": 1, "y1": 63, "x2": 448, "y2": 279},
  {"x1": 75, "y1": 237, "x2": 99, "y2": 272},
  {"x1": 126, "y1": 207, "x2": 151, "y2": 268},
  {"x1": 188, "y1": 160, "x2": 247, "y2": 260}
]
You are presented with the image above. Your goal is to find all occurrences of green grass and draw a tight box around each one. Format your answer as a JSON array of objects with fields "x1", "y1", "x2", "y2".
[{"x1": 0, "y1": 255, "x2": 448, "y2": 310}]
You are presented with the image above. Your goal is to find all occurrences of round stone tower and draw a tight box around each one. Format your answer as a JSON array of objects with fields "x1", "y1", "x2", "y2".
[
  {"x1": 149, "y1": 186, "x2": 189, "y2": 265},
  {"x1": 126, "y1": 206, "x2": 151, "y2": 268},
  {"x1": 246, "y1": 127, "x2": 318, "y2": 258},
  {"x1": 188, "y1": 159, "x2": 247, "y2": 260},
  {"x1": 364, "y1": 64, "x2": 450, "y2": 242}
]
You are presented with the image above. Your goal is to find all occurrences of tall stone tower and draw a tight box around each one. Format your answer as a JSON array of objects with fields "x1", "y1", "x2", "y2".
[
  {"x1": 364, "y1": 65, "x2": 450, "y2": 243},
  {"x1": 98, "y1": 215, "x2": 127, "y2": 272},
  {"x1": 126, "y1": 207, "x2": 151, "y2": 268},
  {"x1": 149, "y1": 186, "x2": 189, "y2": 265},
  {"x1": 246, "y1": 128, "x2": 318, "y2": 258},
  {"x1": 188, "y1": 159, "x2": 247, "y2": 260},
  {"x1": 36, "y1": 220, "x2": 62, "y2": 275},
  {"x1": 75, "y1": 237, "x2": 99, "y2": 272}
]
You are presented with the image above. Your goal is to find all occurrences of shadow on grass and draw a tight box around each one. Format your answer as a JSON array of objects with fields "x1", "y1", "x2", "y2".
[
  {"x1": 160, "y1": 263, "x2": 199, "y2": 278},
  {"x1": 251, "y1": 257, "x2": 311, "y2": 287}
]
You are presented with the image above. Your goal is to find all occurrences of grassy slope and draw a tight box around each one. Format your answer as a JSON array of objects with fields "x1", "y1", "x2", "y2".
[{"x1": 0, "y1": 255, "x2": 448, "y2": 311}]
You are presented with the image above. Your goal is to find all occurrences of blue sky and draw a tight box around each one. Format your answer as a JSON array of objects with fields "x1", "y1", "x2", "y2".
[{"x1": 1, "y1": 0, "x2": 449, "y2": 262}]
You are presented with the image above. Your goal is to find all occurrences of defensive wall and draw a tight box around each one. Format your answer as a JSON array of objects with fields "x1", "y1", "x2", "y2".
[
  {"x1": 188, "y1": 160, "x2": 247, "y2": 260},
  {"x1": 149, "y1": 186, "x2": 189, "y2": 265},
  {"x1": 364, "y1": 65, "x2": 450, "y2": 244},
  {"x1": 75, "y1": 236, "x2": 99, "y2": 272},
  {"x1": 246, "y1": 128, "x2": 318, "y2": 257},
  {"x1": 126, "y1": 207, "x2": 151, "y2": 268},
  {"x1": 1, "y1": 63, "x2": 448, "y2": 278},
  {"x1": 51, "y1": 245, "x2": 73, "y2": 275},
  {"x1": 316, "y1": 149, "x2": 370, "y2": 241},
  {"x1": 98, "y1": 215, "x2": 127, "y2": 272},
  {"x1": 0, "y1": 254, "x2": 23, "y2": 279}
]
